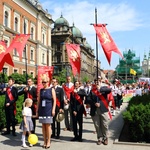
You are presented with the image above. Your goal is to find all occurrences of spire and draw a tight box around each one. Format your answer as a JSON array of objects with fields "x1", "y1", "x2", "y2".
[
  {"x1": 149, "y1": 50, "x2": 150, "y2": 59},
  {"x1": 144, "y1": 51, "x2": 147, "y2": 60}
]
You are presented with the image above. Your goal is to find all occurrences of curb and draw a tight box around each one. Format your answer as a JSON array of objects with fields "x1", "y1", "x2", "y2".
[{"x1": 113, "y1": 139, "x2": 150, "y2": 147}]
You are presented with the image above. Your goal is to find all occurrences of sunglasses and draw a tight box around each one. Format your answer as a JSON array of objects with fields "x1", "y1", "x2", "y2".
[{"x1": 42, "y1": 81, "x2": 47, "y2": 84}]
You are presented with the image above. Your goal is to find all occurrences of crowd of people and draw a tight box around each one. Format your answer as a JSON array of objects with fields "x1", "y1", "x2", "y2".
[{"x1": 1, "y1": 75, "x2": 148, "y2": 148}]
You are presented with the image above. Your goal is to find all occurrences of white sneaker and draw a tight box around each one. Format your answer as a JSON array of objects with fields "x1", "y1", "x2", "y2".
[
  {"x1": 29, "y1": 144, "x2": 33, "y2": 147},
  {"x1": 22, "y1": 144, "x2": 28, "y2": 148}
]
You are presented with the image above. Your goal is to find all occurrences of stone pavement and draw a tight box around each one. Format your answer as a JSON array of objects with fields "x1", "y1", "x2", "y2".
[{"x1": 0, "y1": 103, "x2": 150, "y2": 150}]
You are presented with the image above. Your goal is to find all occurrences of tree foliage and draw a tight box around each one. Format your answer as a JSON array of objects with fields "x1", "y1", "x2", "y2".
[{"x1": 123, "y1": 94, "x2": 150, "y2": 143}]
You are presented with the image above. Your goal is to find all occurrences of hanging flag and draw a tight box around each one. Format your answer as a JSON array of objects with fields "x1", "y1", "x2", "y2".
[
  {"x1": 66, "y1": 43, "x2": 81, "y2": 77},
  {"x1": 7, "y1": 34, "x2": 30, "y2": 57},
  {"x1": 37, "y1": 66, "x2": 54, "y2": 94},
  {"x1": 0, "y1": 41, "x2": 14, "y2": 71},
  {"x1": 130, "y1": 68, "x2": 136, "y2": 75},
  {"x1": 93, "y1": 24, "x2": 123, "y2": 65}
]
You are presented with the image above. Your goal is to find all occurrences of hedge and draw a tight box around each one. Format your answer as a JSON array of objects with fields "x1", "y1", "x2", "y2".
[{"x1": 123, "y1": 94, "x2": 150, "y2": 143}]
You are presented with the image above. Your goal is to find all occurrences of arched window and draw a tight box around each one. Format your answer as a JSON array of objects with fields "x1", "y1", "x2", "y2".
[
  {"x1": 5, "y1": 11, "x2": 8, "y2": 27},
  {"x1": 15, "y1": 17, "x2": 18, "y2": 32},
  {"x1": 31, "y1": 27, "x2": 34, "y2": 39}
]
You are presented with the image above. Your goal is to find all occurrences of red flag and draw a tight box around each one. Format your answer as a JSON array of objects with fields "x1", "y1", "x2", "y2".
[
  {"x1": 66, "y1": 44, "x2": 81, "y2": 77},
  {"x1": 0, "y1": 41, "x2": 14, "y2": 71},
  {"x1": 37, "y1": 66, "x2": 54, "y2": 94},
  {"x1": 7, "y1": 34, "x2": 30, "y2": 57},
  {"x1": 93, "y1": 24, "x2": 123, "y2": 65}
]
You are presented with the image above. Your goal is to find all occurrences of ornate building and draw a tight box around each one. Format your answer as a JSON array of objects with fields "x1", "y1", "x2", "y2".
[
  {"x1": 51, "y1": 15, "x2": 101, "y2": 81},
  {"x1": 141, "y1": 51, "x2": 150, "y2": 76},
  {"x1": 0, "y1": 0, "x2": 53, "y2": 77}
]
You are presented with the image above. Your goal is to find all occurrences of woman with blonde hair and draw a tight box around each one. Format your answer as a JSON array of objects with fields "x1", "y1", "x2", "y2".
[{"x1": 36, "y1": 76, "x2": 56, "y2": 149}]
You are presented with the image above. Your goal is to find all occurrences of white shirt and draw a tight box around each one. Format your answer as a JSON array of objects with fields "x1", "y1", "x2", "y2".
[{"x1": 22, "y1": 107, "x2": 32, "y2": 116}]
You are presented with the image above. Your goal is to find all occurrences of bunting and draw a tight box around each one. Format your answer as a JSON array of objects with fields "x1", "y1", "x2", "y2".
[
  {"x1": 93, "y1": 24, "x2": 123, "y2": 65},
  {"x1": 7, "y1": 34, "x2": 30, "y2": 57},
  {"x1": 66, "y1": 44, "x2": 81, "y2": 77},
  {"x1": 0, "y1": 41, "x2": 14, "y2": 71}
]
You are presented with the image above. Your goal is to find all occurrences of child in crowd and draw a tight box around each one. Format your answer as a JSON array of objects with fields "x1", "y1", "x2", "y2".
[{"x1": 20, "y1": 98, "x2": 34, "y2": 148}]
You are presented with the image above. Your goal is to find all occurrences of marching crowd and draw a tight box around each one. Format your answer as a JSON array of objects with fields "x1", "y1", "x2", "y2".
[{"x1": 1, "y1": 75, "x2": 147, "y2": 148}]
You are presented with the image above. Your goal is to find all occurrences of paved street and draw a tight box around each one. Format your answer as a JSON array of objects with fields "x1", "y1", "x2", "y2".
[{"x1": 0, "y1": 103, "x2": 150, "y2": 150}]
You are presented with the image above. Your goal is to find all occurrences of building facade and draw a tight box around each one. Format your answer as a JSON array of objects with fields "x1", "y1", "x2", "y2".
[
  {"x1": 0, "y1": 1, "x2": 103, "y2": 81},
  {"x1": 142, "y1": 51, "x2": 150, "y2": 77},
  {"x1": 0, "y1": 0, "x2": 53, "y2": 78},
  {"x1": 51, "y1": 15, "x2": 102, "y2": 81}
]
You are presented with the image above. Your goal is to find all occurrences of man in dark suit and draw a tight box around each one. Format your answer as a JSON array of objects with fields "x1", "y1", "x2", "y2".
[
  {"x1": 70, "y1": 81, "x2": 86, "y2": 142},
  {"x1": 51, "y1": 78, "x2": 64, "y2": 139},
  {"x1": 2, "y1": 77, "x2": 18, "y2": 136},
  {"x1": 18, "y1": 78, "x2": 37, "y2": 133}
]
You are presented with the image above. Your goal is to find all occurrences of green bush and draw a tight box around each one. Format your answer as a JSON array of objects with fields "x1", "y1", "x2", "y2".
[
  {"x1": 0, "y1": 95, "x2": 24, "y2": 130},
  {"x1": 123, "y1": 95, "x2": 150, "y2": 143}
]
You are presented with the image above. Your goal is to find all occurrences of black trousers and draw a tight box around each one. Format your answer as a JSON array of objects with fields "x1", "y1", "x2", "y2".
[
  {"x1": 52, "y1": 113, "x2": 61, "y2": 136},
  {"x1": 5, "y1": 108, "x2": 16, "y2": 133},
  {"x1": 72, "y1": 110, "x2": 83, "y2": 140}
]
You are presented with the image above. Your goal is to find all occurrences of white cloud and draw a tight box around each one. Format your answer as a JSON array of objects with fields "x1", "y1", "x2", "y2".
[{"x1": 40, "y1": 0, "x2": 143, "y2": 69}]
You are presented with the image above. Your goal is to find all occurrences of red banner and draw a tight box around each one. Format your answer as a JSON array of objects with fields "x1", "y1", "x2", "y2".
[
  {"x1": 0, "y1": 41, "x2": 14, "y2": 71},
  {"x1": 93, "y1": 24, "x2": 123, "y2": 65},
  {"x1": 37, "y1": 66, "x2": 54, "y2": 94},
  {"x1": 7, "y1": 34, "x2": 30, "y2": 57},
  {"x1": 66, "y1": 44, "x2": 81, "y2": 77}
]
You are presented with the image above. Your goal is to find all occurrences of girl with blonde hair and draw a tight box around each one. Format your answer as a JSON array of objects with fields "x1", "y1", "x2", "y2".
[{"x1": 20, "y1": 98, "x2": 34, "y2": 148}]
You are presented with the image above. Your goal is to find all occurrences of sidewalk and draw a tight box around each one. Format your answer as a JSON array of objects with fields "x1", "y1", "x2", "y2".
[{"x1": 0, "y1": 103, "x2": 149, "y2": 150}]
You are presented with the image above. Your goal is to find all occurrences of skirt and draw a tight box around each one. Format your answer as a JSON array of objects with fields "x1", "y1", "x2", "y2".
[
  {"x1": 39, "y1": 116, "x2": 53, "y2": 124},
  {"x1": 20, "y1": 116, "x2": 34, "y2": 131}
]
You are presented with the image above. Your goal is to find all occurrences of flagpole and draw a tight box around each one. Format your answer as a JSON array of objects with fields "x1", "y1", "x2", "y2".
[
  {"x1": 95, "y1": 8, "x2": 99, "y2": 80},
  {"x1": 24, "y1": 19, "x2": 28, "y2": 84}
]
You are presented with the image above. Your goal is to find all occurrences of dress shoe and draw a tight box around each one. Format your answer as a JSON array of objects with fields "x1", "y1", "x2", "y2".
[
  {"x1": 12, "y1": 132, "x2": 17, "y2": 136},
  {"x1": 1, "y1": 131, "x2": 10, "y2": 135},
  {"x1": 78, "y1": 138, "x2": 83, "y2": 142},
  {"x1": 96, "y1": 140, "x2": 102, "y2": 145},
  {"x1": 103, "y1": 138, "x2": 108, "y2": 145},
  {"x1": 51, "y1": 134, "x2": 55, "y2": 138},
  {"x1": 56, "y1": 135, "x2": 60, "y2": 139},
  {"x1": 71, "y1": 137, "x2": 78, "y2": 141}
]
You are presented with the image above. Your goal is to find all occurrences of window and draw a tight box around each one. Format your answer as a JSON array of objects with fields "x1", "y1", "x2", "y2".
[
  {"x1": 30, "y1": 72, "x2": 33, "y2": 77},
  {"x1": 24, "y1": 20, "x2": 27, "y2": 34},
  {"x1": 42, "y1": 34, "x2": 45, "y2": 44},
  {"x1": 4, "y1": 11, "x2": 8, "y2": 27},
  {"x1": 31, "y1": 27, "x2": 34, "y2": 39},
  {"x1": 23, "y1": 49, "x2": 26, "y2": 58},
  {"x1": 3, "y1": 68, "x2": 8, "y2": 74},
  {"x1": 31, "y1": 50, "x2": 33, "y2": 60},
  {"x1": 14, "y1": 17, "x2": 18, "y2": 32},
  {"x1": 23, "y1": 71, "x2": 26, "y2": 75},
  {"x1": 42, "y1": 53, "x2": 45, "y2": 63},
  {"x1": 14, "y1": 48, "x2": 17, "y2": 56},
  {"x1": 57, "y1": 55, "x2": 61, "y2": 63},
  {"x1": 14, "y1": 69, "x2": 18, "y2": 73}
]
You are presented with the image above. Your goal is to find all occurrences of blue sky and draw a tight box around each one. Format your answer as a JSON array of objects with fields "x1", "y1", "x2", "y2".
[{"x1": 39, "y1": 0, "x2": 150, "y2": 70}]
